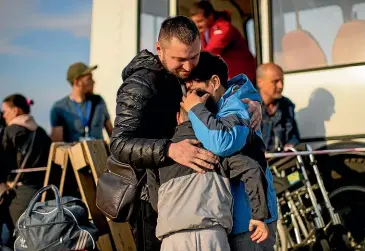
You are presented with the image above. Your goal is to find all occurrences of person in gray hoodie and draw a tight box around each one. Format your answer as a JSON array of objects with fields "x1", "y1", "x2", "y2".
[
  {"x1": 1, "y1": 94, "x2": 51, "y2": 226},
  {"x1": 156, "y1": 52, "x2": 276, "y2": 251}
]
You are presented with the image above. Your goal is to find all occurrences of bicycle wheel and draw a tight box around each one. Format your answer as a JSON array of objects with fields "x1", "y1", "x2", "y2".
[{"x1": 329, "y1": 185, "x2": 365, "y2": 247}]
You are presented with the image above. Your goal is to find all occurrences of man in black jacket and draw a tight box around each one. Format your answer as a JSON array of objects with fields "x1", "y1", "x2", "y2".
[{"x1": 110, "y1": 16, "x2": 263, "y2": 251}]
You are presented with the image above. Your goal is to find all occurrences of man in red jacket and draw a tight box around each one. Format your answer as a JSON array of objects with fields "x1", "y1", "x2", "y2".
[{"x1": 190, "y1": 1, "x2": 256, "y2": 82}]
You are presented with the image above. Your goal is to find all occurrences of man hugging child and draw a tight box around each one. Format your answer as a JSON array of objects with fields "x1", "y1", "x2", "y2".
[{"x1": 156, "y1": 51, "x2": 278, "y2": 251}]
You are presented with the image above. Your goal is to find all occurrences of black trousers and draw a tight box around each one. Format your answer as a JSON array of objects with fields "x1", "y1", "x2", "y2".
[
  {"x1": 133, "y1": 200, "x2": 161, "y2": 251},
  {"x1": 9, "y1": 185, "x2": 38, "y2": 225}
]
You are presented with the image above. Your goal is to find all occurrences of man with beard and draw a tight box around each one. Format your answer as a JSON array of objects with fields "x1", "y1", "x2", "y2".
[
  {"x1": 50, "y1": 62, "x2": 113, "y2": 143},
  {"x1": 110, "y1": 16, "x2": 262, "y2": 251}
]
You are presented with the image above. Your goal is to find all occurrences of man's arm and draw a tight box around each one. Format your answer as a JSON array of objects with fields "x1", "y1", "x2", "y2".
[
  {"x1": 110, "y1": 76, "x2": 170, "y2": 168},
  {"x1": 0, "y1": 127, "x2": 22, "y2": 182},
  {"x1": 110, "y1": 76, "x2": 217, "y2": 171},
  {"x1": 0, "y1": 132, "x2": 11, "y2": 183},
  {"x1": 100, "y1": 97, "x2": 113, "y2": 137},
  {"x1": 204, "y1": 21, "x2": 235, "y2": 55},
  {"x1": 50, "y1": 105, "x2": 64, "y2": 142},
  {"x1": 51, "y1": 127, "x2": 63, "y2": 142},
  {"x1": 186, "y1": 95, "x2": 250, "y2": 157},
  {"x1": 284, "y1": 103, "x2": 300, "y2": 147},
  {"x1": 104, "y1": 120, "x2": 113, "y2": 137}
]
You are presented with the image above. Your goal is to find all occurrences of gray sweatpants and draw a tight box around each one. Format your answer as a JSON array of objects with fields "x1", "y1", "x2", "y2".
[
  {"x1": 160, "y1": 225, "x2": 230, "y2": 251},
  {"x1": 229, "y1": 221, "x2": 277, "y2": 251}
]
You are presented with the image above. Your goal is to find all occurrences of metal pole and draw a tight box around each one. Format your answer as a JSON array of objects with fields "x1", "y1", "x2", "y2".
[
  {"x1": 265, "y1": 147, "x2": 365, "y2": 158},
  {"x1": 10, "y1": 167, "x2": 47, "y2": 173}
]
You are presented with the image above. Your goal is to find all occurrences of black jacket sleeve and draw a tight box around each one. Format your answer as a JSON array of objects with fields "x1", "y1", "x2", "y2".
[
  {"x1": 110, "y1": 74, "x2": 171, "y2": 169},
  {"x1": 226, "y1": 154, "x2": 270, "y2": 221},
  {"x1": 0, "y1": 126, "x2": 22, "y2": 183},
  {"x1": 0, "y1": 145, "x2": 10, "y2": 183}
]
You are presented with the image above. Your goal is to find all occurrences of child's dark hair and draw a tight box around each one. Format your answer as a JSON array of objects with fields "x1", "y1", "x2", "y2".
[
  {"x1": 187, "y1": 51, "x2": 229, "y2": 89},
  {"x1": 3, "y1": 94, "x2": 34, "y2": 114}
]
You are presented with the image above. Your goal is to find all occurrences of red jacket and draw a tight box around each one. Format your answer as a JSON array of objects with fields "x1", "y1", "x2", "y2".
[{"x1": 201, "y1": 11, "x2": 256, "y2": 81}]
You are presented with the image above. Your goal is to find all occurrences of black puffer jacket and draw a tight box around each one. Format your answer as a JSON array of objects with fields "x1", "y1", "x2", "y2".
[{"x1": 110, "y1": 50, "x2": 183, "y2": 170}]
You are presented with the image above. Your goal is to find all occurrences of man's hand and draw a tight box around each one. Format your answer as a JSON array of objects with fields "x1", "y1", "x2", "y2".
[
  {"x1": 180, "y1": 90, "x2": 210, "y2": 112},
  {"x1": 249, "y1": 219, "x2": 269, "y2": 243},
  {"x1": 284, "y1": 144, "x2": 294, "y2": 151},
  {"x1": 243, "y1": 99, "x2": 262, "y2": 131},
  {"x1": 167, "y1": 139, "x2": 218, "y2": 173}
]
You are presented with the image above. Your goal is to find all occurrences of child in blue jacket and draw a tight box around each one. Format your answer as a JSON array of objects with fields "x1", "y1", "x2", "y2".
[{"x1": 181, "y1": 51, "x2": 278, "y2": 250}]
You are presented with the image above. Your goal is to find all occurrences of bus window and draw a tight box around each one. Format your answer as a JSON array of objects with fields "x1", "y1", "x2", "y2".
[
  {"x1": 139, "y1": 0, "x2": 169, "y2": 53},
  {"x1": 271, "y1": 0, "x2": 365, "y2": 72},
  {"x1": 246, "y1": 18, "x2": 256, "y2": 57}
]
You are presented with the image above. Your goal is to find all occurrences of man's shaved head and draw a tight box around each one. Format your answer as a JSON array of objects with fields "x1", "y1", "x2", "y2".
[
  {"x1": 256, "y1": 63, "x2": 284, "y2": 102},
  {"x1": 256, "y1": 63, "x2": 283, "y2": 79},
  {"x1": 158, "y1": 16, "x2": 199, "y2": 47}
]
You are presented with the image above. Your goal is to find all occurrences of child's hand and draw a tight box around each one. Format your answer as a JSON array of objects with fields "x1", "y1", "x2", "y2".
[
  {"x1": 249, "y1": 219, "x2": 269, "y2": 243},
  {"x1": 180, "y1": 90, "x2": 210, "y2": 112}
]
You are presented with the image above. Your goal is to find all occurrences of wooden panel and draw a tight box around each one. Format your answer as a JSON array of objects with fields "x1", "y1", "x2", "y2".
[
  {"x1": 54, "y1": 146, "x2": 69, "y2": 166},
  {"x1": 68, "y1": 146, "x2": 115, "y2": 251},
  {"x1": 69, "y1": 142, "x2": 88, "y2": 171},
  {"x1": 83, "y1": 140, "x2": 108, "y2": 180},
  {"x1": 108, "y1": 221, "x2": 136, "y2": 251},
  {"x1": 97, "y1": 234, "x2": 115, "y2": 251},
  {"x1": 43, "y1": 140, "x2": 136, "y2": 250},
  {"x1": 42, "y1": 143, "x2": 70, "y2": 202},
  {"x1": 82, "y1": 140, "x2": 136, "y2": 251}
]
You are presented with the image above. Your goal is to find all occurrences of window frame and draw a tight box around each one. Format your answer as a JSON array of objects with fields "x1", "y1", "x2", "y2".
[
  {"x1": 243, "y1": 0, "x2": 263, "y2": 67},
  {"x1": 137, "y1": 0, "x2": 170, "y2": 52},
  {"x1": 268, "y1": 0, "x2": 365, "y2": 74}
]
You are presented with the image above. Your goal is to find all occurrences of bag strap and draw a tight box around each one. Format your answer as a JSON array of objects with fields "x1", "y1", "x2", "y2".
[
  {"x1": 26, "y1": 185, "x2": 63, "y2": 219},
  {"x1": 87, "y1": 95, "x2": 100, "y2": 128},
  {"x1": 11, "y1": 130, "x2": 37, "y2": 188}
]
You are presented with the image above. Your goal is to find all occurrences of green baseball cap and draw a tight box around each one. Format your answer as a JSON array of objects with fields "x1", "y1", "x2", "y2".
[{"x1": 67, "y1": 62, "x2": 98, "y2": 84}]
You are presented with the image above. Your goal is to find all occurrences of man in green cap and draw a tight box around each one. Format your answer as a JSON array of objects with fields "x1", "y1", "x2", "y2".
[{"x1": 50, "y1": 62, "x2": 113, "y2": 143}]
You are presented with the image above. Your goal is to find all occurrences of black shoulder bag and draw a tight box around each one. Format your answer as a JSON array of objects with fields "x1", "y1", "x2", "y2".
[{"x1": 96, "y1": 155, "x2": 146, "y2": 222}]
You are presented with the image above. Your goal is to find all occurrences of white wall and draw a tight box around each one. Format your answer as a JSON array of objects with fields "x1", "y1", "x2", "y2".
[{"x1": 89, "y1": 0, "x2": 139, "y2": 124}]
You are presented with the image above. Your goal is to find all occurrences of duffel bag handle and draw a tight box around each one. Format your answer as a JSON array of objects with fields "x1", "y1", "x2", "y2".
[{"x1": 26, "y1": 185, "x2": 63, "y2": 219}]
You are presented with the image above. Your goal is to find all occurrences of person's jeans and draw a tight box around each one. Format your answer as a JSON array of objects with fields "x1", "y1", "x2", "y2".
[
  {"x1": 0, "y1": 205, "x2": 14, "y2": 247},
  {"x1": 229, "y1": 221, "x2": 277, "y2": 251},
  {"x1": 1, "y1": 224, "x2": 10, "y2": 245}
]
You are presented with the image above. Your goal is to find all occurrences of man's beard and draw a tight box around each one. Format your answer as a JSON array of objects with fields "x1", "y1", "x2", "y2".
[
  {"x1": 85, "y1": 91, "x2": 93, "y2": 99},
  {"x1": 161, "y1": 56, "x2": 189, "y2": 80}
]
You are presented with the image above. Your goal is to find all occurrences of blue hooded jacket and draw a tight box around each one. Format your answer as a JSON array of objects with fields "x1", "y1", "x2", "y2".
[{"x1": 188, "y1": 74, "x2": 278, "y2": 234}]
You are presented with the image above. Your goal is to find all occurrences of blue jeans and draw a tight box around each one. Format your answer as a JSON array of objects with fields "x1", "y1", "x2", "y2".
[
  {"x1": 0, "y1": 205, "x2": 14, "y2": 247},
  {"x1": 229, "y1": 221, "x2": 277, "y2": 251}
]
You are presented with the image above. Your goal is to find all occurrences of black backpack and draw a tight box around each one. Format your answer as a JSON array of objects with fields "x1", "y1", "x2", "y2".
[{"x1": 14, "y1": 185, "x2": 99, "y2": 251}]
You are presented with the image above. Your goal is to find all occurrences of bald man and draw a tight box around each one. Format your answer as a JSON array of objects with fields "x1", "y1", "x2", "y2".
[{"x1": 256, "y1": 63, "x2": 300, "y2": 152}]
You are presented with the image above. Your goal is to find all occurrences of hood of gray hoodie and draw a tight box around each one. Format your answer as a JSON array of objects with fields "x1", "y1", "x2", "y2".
[{"x1": 8, "y1": 114, "x2": 38, "y2": 131}]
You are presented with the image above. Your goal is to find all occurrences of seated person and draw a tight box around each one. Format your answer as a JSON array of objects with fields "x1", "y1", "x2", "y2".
[
  {"x1": 157, "y1": 52, "x2": 278, "y2": 251},
  {"x1": 256, "y1": 63, "x2": 300, "y2": 152}
]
